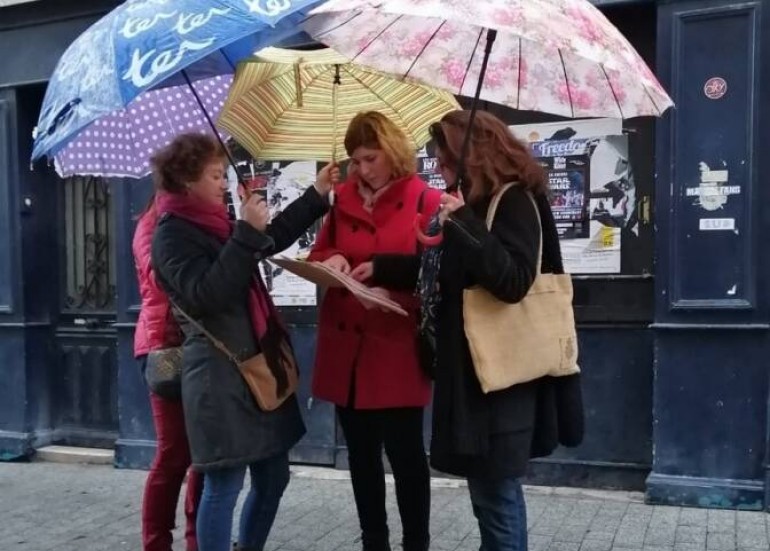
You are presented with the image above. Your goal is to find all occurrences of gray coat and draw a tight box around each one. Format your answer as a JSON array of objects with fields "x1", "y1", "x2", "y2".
[{"x1": 152, "y1": 188, "x2": 328, "y2": 472}]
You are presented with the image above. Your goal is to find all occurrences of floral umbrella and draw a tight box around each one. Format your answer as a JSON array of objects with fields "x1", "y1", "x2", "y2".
[{"x1": 303, "y1": 0, "x2": 673, "y2": 120}]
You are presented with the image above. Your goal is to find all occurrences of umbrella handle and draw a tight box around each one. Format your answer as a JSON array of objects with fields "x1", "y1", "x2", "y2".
[
  {"x1": 332, "y1": 64, "x2": 341, "y2": 163},
  {"x1": 414, "y1": 214, "x2": 443, "y2": 247}
]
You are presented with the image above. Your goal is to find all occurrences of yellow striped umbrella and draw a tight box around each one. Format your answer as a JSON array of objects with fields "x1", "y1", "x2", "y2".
[{"x1": 218, "y1": 47, "x2": 460, "y2": 162}]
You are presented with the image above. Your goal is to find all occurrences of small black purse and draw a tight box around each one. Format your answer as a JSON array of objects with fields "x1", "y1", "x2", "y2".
[{"x1": 144, "y1": 347, "x2": 183, "y2": 400}]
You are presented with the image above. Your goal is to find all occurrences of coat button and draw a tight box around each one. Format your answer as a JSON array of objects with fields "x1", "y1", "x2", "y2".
[
  {"x1": 396, "y1": 201, "x2": 404, "y2": 210},
  {"x1": 369, "y1": 227, "x2": 376, "y2": 235},
  {"x1": 338, "y1": 322, "x2": 346, "y2": 331}
]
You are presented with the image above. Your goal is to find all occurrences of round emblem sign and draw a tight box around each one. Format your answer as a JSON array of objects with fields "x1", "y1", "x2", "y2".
[{"x1": 704, "y1": 77, "x2": 727, "y2": 100}]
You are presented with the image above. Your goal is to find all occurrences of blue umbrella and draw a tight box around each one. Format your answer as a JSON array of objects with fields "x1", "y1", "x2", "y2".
[{"x1": 32, "y1": 0, "x2": 323, "y2": 173}]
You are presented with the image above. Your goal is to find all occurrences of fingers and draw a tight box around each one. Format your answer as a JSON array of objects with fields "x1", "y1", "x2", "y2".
[
  {"x1": 350, "y1": 266, "x2": 367, "y2": 281},
  {"x1": 246, "y1": 192, "x2": 266, "y2": 207}
]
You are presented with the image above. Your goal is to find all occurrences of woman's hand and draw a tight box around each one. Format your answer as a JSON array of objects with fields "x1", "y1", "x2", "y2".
[
  {"x1": 350, "y1": 261, "x2": 373, "y2": 282},
  {"x1": 240, "y1": 194, "x2": 270, "y2": 232},
  {"x1": 314, "y1": 162, "x2": 341, "y2": 197},
  {"x1": 323, "y1": 254, "x2": 351, "y2": 274},
  {"x1": 438, "y1": 189, "x2": 465, "y2": 226},
  {"x1": 357, "y1": 287, "x2": 392, "y2": 312}
]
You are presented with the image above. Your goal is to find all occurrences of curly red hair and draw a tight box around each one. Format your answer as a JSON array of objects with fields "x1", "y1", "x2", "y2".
[
  {"x1": 150, "y1": 133, "x2": 226, "y2": 194},
  {"x1": 430, "y1": 110, "x2": 546, "y2": 203}
]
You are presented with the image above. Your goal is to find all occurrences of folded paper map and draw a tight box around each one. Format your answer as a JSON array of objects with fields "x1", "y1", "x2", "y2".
[{"x1": 270, "y1": 257, "x2": 408, "y2": 316}]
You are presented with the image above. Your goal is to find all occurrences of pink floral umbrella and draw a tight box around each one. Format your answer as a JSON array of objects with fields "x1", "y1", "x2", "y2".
[{"x1": 303, "y1": 0, "x2": 674, "y2": 120}]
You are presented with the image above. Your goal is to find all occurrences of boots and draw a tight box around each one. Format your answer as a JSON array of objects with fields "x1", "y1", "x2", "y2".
[
  {"x1": 402, "y1": 538, "x2": 430, "y2": 551},
  {"x1": 361, "y1": 531, "x2": 392, "y2": 551},
  {"x1": 402, "y1": 537, "x2": 430, "y2": 551}
]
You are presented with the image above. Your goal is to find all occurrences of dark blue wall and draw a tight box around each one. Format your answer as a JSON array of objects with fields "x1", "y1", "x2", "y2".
[{"x1": 650, "y1": 0, "x2": 770, "y2": 510}]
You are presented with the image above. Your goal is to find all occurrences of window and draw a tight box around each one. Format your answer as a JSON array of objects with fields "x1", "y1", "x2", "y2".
[{"x1": 62, "y1": 176, "x2": 116, "y2": 312}]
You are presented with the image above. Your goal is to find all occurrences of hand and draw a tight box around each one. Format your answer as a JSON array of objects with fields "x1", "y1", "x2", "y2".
[
  {"x1": 240, "y1": 194, "x2": 270, "y2": 232},
  {"x1": 350, "y1": 261, "x2": 373, "y2": 282},
  {"x1": 322, "y1": 254, "x2": 351, "y2": 274},
  {"x1": 314, "y1": 162, "x2": 341, "y2": 197},
  {"x1": 358, "y1": 287, "x2": 392, "y2": 312},
  {"x1": 438, "y1": 189, "x2": 465, "y2": 226}
]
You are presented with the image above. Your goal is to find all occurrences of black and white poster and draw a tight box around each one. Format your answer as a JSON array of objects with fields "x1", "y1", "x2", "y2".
[{"x1": 227, "y1": 157, "x2": 319, "y2": 306}]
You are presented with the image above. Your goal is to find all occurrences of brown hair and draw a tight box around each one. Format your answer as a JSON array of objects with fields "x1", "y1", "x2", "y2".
[
  {"x1": 430, "y1": 110, "x2": 547, "y2": 203},
  {"x1": 344, "y1": 111, "x2": 417, "y2": 178},
  {"x1": 150, "y1": 133, "x2": 226, "y2": 194}
]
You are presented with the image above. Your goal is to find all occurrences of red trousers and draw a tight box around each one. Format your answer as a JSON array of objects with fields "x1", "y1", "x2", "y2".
[{"x1": 142, "y1": 392, "x2": 204, "y2": 551}]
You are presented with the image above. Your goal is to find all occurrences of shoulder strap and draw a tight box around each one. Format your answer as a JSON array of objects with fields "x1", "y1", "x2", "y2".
[
  {"x1": 485, "y1": 183, "x2": 544, "y2": 276},
  {"x1": 484, "y1": 183, "x2": 516, "y2": 229},
  {"x1": 170, "y1": 300, "x2": 241, "y2": 364}
]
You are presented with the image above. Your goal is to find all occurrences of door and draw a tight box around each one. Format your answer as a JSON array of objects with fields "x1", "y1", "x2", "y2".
[{"x1": 53, "y1": 175, "x2": 119, "y2": 448}]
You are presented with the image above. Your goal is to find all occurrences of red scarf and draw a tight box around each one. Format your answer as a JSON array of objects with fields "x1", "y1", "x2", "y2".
[{"x1": 154, "y1": 192, "x2": 285, "y2": 370}]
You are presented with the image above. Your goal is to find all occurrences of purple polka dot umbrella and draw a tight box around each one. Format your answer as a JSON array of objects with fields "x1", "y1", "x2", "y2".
[{"x1": 54, "y1": 74, "x2": 232, "y2": 179}]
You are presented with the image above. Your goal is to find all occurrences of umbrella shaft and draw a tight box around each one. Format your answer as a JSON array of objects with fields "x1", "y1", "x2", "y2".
[
  {"x1": 453, "y1": 29, "x2": 498, "y2": 193},
  {"x1": 181, "y1": 70, "x2": 241, "y2": 184}
]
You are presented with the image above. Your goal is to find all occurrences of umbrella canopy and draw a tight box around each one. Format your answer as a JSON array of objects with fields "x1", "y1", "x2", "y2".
[
  {"x1": 53, "y1": 74, "x2": 232, "y2": 178},
  {"x1": 303, "y1": 0, "x2": 673, "y2": 119},
  {"x1": 217, "y1": 47, "x2": 460, "y2": 161},
  {"x1": 32, "y1": 0, "x2": 323, "y2": 177}
]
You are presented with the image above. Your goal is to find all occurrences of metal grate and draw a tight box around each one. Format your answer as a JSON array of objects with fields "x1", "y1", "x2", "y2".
[{"x1": 63, "y1": 176, "x2": 116, "y2": 311}]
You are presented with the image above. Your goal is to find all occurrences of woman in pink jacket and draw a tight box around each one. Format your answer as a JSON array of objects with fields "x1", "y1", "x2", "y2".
[{"x1": 133, "y1": 200, "x2": 203, "y2": 551}]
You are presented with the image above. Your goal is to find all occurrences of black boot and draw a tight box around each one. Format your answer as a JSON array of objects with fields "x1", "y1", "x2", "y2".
[
  {"x1": 361, "y1": 531, "x2": 392, "y2": 551},
  {"x1": 402, "y1": 535, "x2": 430, "y2": 551}
]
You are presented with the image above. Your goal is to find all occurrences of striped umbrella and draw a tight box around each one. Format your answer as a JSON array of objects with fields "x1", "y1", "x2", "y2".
[{"x1": 218, "y1": 47, "x2": 460, "y2": 162}]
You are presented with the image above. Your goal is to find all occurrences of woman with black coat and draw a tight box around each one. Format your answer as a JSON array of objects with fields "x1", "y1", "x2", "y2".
[
  {"x1": 150, "y1": 133, "x2": 337, "y2": 551},
  {"x1": 369, "y1": 111, "x2": 584, "y2": 551}
]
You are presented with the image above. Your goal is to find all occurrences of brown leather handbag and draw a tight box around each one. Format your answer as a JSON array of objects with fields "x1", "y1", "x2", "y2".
[{"x1": 173, "y1": 305, "x2": 299, "y2": 412}]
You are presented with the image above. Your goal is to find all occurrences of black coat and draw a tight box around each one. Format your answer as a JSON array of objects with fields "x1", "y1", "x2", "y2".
[
  {"x1": 373, "y1": 185, "x2": 584, "y2": 480},
  {"x1": 152, "y1": 188, "x2": 328, "y2": 472}
]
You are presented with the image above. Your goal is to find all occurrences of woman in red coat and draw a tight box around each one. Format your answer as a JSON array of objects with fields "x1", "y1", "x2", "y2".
[
  {"x1": 309, "y1": 112, "x2": 440, "y2": 551},
  {"x1": 133, "y1": 202, "x2": 203, "y2": 551}
]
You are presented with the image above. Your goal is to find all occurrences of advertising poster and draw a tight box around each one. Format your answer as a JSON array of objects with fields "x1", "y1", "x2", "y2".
[
  {"x1": 226, "y1": 156, "x2": 319, "y2": 306},
  {"x1": 517, "y1": 119, "x2": 632, "y2": 274},
  {"x1": 532, "y1": 140, "x2": 592, "y2": 240},
  {"x1": 416, "y1": 143, "x2": 446, "y2": 190}
]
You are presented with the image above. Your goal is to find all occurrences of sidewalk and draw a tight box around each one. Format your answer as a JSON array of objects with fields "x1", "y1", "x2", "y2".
[{"x1": 0, "y1": 462, "x2": 767, "y2": 551}]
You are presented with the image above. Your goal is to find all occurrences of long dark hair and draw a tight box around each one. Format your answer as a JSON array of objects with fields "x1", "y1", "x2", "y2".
[{"x1": 430, "y1": 110, "x2": 547, "y2": 203}]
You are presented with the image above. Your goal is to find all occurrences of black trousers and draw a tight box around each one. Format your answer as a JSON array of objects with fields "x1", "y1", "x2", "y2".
[{"x1": 337, "y1": 406, "x2": 431, "y2": 551}]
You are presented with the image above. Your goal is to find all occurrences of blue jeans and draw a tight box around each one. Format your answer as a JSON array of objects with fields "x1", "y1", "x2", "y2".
[
  {"x1": 196, "y1": 453, "x2": 290, "y2": 551},
  {"x1": 467, "y1": 477, "x2": 528, "y2": 551}
]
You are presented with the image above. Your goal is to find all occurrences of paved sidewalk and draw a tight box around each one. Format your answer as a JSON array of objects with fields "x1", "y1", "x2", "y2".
[{"x1": 0, "y1": 462, "x2": 768, "y2": 551}]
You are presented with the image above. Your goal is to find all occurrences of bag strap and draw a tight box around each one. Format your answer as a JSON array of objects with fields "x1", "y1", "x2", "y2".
[
  {"x1": 485, "y1": 183, "x2": 544, "y2": 276},
  {"x1": 170, "y1": 300, "x2": 241, "y2": 364}
]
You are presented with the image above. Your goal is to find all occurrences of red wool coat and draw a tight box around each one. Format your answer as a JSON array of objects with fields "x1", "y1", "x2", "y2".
[{"x1": 308, "y1": 174, "x2": 441, "y2": 409}]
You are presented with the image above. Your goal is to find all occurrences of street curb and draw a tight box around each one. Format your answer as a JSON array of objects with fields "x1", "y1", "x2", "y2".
[
  {"x1": 290, "y1": 465, "x2": 646, "y2": 502},
  {"x1": 33, "y1": 445, "x2": 114, "y2": 466}
]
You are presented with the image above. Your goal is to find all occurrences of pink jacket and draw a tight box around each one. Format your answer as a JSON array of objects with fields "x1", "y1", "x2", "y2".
[{"x1": 132, "y1": 205, "x2": 182, "y2": 357}]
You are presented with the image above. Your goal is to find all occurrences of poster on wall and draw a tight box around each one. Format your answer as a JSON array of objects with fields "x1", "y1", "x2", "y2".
[
  {"x1": 417, "y1": 144, "x2": 446, "y2": 189},
  {"x1": 226, "y1": 157, "x2": 319, "y2": 306},
  {"x1": 532, "y1": 140, "x2": 592, "y2": 240},
  {"x1": 515, "y1": 119, "x2": 633, "y2": 274}
]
